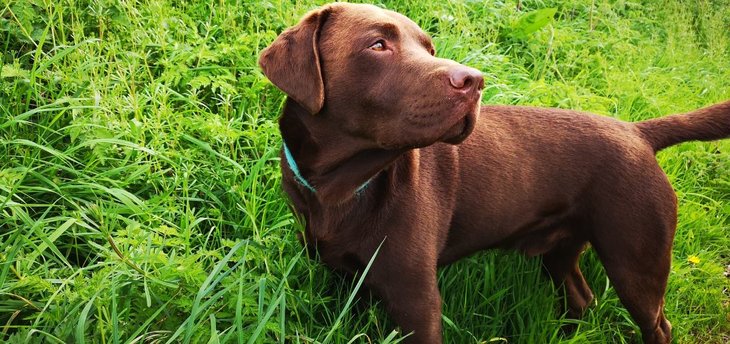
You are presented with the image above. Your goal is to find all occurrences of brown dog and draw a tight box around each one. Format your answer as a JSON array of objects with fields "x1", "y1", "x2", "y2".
[{"x1": 259, "y1": 3, "x2": 730, "y2": 343}]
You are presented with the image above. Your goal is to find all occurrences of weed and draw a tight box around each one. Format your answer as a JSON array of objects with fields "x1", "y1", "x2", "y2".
[{"x1": 1, "y1": 0, "x2": 728, "y2": 343}]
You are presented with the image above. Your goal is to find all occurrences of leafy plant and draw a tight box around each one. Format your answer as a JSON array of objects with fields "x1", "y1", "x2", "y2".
[
  {"x1": 0, "y1": 0, "x2": 728, "y2": 343},
  {"x1": 504, "y1": 7, "x2": 558, "y2": 41}
]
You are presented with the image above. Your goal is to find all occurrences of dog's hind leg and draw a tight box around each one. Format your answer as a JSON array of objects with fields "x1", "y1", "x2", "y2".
[
  {"x1": 587, "y1": 169, "x2": 676, "y2": 344},
  {"x1": 542, "y1": 238, "x2": 594, "y2": 318},
  {"x1": 591, "y1": 232, "x2": 673, "y2": 344}
]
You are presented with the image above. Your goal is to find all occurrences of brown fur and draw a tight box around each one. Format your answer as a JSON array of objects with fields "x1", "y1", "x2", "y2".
[{"x1": 259, "y1": 3, "x2": 730, "y2": 343}]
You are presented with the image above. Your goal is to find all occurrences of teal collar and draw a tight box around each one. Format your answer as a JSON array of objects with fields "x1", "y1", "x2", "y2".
[
  {"x1": 282, "y1": 142, "x2": 371, "y2": 195},
  {"x1": 283, "y1": 142, "x2": 316, "y2": 193}
]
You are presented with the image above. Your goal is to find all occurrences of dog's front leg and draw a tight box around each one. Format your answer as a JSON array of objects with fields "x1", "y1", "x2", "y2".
[{"x1": 367, "y1": 254, "x2": 442, "y2": 344}]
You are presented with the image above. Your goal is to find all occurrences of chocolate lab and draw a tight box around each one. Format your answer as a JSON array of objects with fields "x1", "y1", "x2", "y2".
[{"x1": 259, "y1": 3, "x2": 730, "y2": 343}]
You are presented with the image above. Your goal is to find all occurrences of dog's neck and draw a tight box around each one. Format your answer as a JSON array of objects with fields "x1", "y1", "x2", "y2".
[{"x1": 279, "y1": 99, "x2": 406, "y2": 204}]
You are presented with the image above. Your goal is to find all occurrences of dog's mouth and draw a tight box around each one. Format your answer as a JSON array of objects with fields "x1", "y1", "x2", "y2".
[
  {"x1": 439, "y1": 89, "x2": 481, "y2": 144},
  {"x1": 441, "y1": 111, "x2": 476, "y2": 144}
]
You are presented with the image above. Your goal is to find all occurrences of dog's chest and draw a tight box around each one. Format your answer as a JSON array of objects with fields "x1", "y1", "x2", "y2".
[
  {"x1": 300, "y1": 199, "x2": 384, "y2": 274},
  {"x1": 291, "y1": 147, "x2": 462, "y2": 274}
]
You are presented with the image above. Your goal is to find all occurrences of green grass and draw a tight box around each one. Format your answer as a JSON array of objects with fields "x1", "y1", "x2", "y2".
[{"x1": 1, "y1": 0, "x2": 728, "y2": 343}]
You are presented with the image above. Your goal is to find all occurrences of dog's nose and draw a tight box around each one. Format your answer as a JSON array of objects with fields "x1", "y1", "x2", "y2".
[{"x1": 448, "y1": 67, "x2": 484, "y2": 92}]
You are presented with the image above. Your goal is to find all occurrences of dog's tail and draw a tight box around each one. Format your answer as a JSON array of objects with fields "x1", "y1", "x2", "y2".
[{"x1": 635, "y1": 100, "x2": 730, "y2": 152}]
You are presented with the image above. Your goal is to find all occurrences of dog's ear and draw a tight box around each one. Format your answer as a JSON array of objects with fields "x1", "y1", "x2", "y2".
[{"x1": 259, "y1": 7, "x2": 331, "y2": 115}]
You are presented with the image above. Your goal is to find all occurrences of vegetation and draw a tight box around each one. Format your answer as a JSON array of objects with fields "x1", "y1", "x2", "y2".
[{"x1": 1, "y1": 0, "x2": 728, "y2": 343}]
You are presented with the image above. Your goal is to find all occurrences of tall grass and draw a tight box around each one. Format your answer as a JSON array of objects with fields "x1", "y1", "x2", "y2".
[{"x1": 1, "y1": 0, "x2": 728, "y2": 343}]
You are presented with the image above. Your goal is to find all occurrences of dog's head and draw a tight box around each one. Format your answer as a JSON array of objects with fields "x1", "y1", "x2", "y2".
[{"x1": 259, "y1": 3, "x2": 483, "y2": 149}]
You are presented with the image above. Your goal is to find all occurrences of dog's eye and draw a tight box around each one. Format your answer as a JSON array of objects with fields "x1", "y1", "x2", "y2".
[
  {"x1": 429, "y1": 47, "x2": 436, "y2": 56},
  {"x1": 369, "y1": 40, "x2": 386, "y2": 51}
]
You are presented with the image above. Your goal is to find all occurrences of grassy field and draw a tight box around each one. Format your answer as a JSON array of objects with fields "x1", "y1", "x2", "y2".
[{"x1": 1, "y1": 0, "x2": 729, "y2": 343}]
